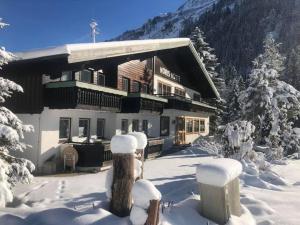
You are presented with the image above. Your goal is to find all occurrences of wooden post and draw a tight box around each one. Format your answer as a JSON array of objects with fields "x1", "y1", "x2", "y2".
[
  {"x1": 136, "y1": 149, "x2": 144, "y2": 180},
  {"x1": 145, "y1": 200, "x2": 160, "y2": 225},
  {"x1": 110, "y1": 153, "x2": 135, "y2": 217}
]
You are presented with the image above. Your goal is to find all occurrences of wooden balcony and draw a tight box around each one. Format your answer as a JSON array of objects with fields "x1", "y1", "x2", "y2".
[
  {"x1": 45, "y1": 81, "x2": 127, "y2": 112},
  {"x1": 156, "y1": 93, "x2": 216, "y2": 112},
  {"x1": 122, "y1": 93, "x2": 167, "y2": 114}
]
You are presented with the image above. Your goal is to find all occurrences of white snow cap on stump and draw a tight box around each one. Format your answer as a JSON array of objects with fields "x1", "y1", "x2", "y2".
[
  {"x1": 130, "y1": 206, "x2": 148, "y2": 225},
  {"x1": 132, "y1": 179, "x2": 161, "y2": 209},
  {"x1": 196, "y1": 158, "x2": 242, "y2": 187},
  {"x1": 110, "y1": 135, "x2": 137, "y2": 154},
  {"x1": 128, "y1": 132, "x2": 147, "y2": 149}
]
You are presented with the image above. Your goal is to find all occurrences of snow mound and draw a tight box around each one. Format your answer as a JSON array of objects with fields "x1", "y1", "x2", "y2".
[
  {"x1": 129, "y1": 132, "x2": 148, "y2": 149},
  {"x1": 227, "y1": 205, "x2": 256, "y2": 225},
  {"x1": 196, "y1": 158, "x2": 242, "y2": 187},
  {"x1": 132, "y1": 179, "x2": 161, "y2": 209},
  {"x1": 105, "y1": 167, "x2": 113, "y2": 199},
  {"x1": 110, "y1": 135, "x2": 137, "y2": 154},
  {"x1": 130, "y1": 206, "x2": 148, "y2": 225}
]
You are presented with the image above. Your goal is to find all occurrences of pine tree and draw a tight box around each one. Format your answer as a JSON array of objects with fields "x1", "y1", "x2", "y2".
[
  {"x1": 0, "y1": 19, "x2": 34, "y2": 207},
  {"x1": 285, "y1": 45, "x2": 300, "y2": 90},
  {"x1": 239, "y1": 36, "x2": 300, "y2": 159},
  {"x1": 190, "y1": 27, "x2": 227, "y2": 134}
]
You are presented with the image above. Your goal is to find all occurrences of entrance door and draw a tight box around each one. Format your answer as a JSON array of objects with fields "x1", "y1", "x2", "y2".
[{"x1": 175, "y1": 117, "x2": 185, "y2": 145}]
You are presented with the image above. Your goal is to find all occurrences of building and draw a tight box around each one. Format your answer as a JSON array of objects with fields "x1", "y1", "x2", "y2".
[{"x1": 2, "y1": 38, "x2": 219, "y2": 173}]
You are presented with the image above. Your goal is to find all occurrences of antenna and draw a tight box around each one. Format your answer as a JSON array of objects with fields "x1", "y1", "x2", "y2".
[{"x1": 90, "y1": 20, "x2": 99, "y2": 43}]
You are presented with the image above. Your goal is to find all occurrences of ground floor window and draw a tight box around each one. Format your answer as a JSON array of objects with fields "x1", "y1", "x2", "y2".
[
  {"x1": 59, "y1": 118, "x2": 71, "y2": 139},
  {"x1": 121, "y1": 119, "x2": 129, "y2": 134},
  {"x1": 79, "y1": 118, "x2": 90, "y2": 138},
  {"x1": 132, "y1": 119, "x2": 139, "y2": 132},
  {"x1": 200, "y1": 120, "x2": 205, "y2": 132},
  {"x1": 160, "y1": 116, "x2": 170, "y2": 136},
  {"x1": 142, "y1": 120, "x2": 148, "y2": 135},
  {"x1": 186, "y1": 118, "x2": 193, "y2": 133},
  {"x1": 97, "y1": 118, "x2": 105, "y2": 138},
  {"x1": 194, "y1": 119, "x2": 200, "y2": 133}
]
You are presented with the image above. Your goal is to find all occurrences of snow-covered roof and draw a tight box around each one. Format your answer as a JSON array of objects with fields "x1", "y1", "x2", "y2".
[{"x1": 14, "y1": 38, "x2": 220, "y2": 98}]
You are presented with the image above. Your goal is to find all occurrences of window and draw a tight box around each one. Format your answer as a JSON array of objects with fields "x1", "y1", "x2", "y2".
[
  {"x1": 158, "y1": 82, "x2": 171, "y2": 96},
  {"x1": 132, "y1": 120, "x2": 139, "y2": 132},
  {"x1": 132, "y1": 81, "x2": 140, "y2": 93},
  {"x1": 61, "y1": 71, "x2": 72, "y2": 81},
  {"x1": 194, "y1": 119, "x2": 200, "y2": 133},
  {"x1": 79, "y1": 118, "x2": 90, "y2": 138},
  {"x1": 141, "y1": 84, "x2": 148, "y2": 94},
  {"x1": 193, "y1": 93, "x2": 201, "y2": 102},
  {"x1": 97, "y1": 119, "x2": 105, "y2": 138},
  {"x1": 160, "y1": 116, "x2": 170, "y2": 136},
  {"x1": 97, "y1": 72, "x2": 105, "y2": 86},
  {"x1": 122, "y1": 77, "x2": 130, "y2": 92},
  {"x1": 59, "y1": 118, "x2": 71, "y2": 139},
  {"x1": 175, "y1": 87, "x2": 185, "y2": 97},
  {"x1": 200, "y1": 120, "x2": 205, "y2": 132},
  {"x1": 186, "y1": 119, "x2": 193, "y2": 133},
  {"x1": 121, "y1": 119, "x2": 129, "y2": 134},
  {"x1": 76, "y1": 69, "x2": 92, "y2": 83},
  {"x1": 142, "y1": 120, "x2": 148, "y2": 136}
]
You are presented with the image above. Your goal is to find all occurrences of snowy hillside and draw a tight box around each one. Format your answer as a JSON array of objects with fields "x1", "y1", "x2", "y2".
[{"x1": 114, "y1": 0, "x2": 217, "y2": 40}]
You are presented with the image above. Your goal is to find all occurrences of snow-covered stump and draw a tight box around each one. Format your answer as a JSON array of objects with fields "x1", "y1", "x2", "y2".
[
  {"x1": 196, "y1": 158, "x2": 242, "y2": 225},
  {"x1": 109, "y1": 135, "x2": 137, "y2": 217},
  {"x1": 130, "y1": 179, "x2": 161, "y2": 225},
  {"x1": 129, "y1": 132, "x2": 147, "y2": 180}
]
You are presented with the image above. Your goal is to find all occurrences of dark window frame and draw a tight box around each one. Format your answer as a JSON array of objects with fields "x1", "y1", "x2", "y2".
[
  {"x1": 59, "y1": 117, "x2": 71, "y2": 140},
  {"x1": 131, "y1": 81, "x2": 140, "y2": 93},
  {"x1": 97, "y1": 72, "x2": 106, "y2": 86},
  {"x1": 121, "y1": 119, "x2": 129, "y2": 134},
  {"x1": 96, "y1": 118, "x2": 105, "y2": 138},
  {"x1": 122, "y1": 77, "x2": 130, "y2": 92},
  {"x1": 160, "y1": 116, "x2": 170, "y2": 136},
  {"x1": 60, "y1": 71, "x2": 73, "y2": 81},
  {"x1": 132, "y1": 119, "x2": 139, "y2": 132},
  {"x1": 200, "y1": 119, "x2": 205, "y2": 132},
  {"x1": 142, "y1": 120, "x2": 148, "y2": 136},
  {"x1": 78, "y1": 118, "x2": 90, "y2": 138}
]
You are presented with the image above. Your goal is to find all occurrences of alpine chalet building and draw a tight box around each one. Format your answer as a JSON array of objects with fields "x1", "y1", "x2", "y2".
[{"x1": 3, "y1": 38, "x2": 219, "y2": 173}]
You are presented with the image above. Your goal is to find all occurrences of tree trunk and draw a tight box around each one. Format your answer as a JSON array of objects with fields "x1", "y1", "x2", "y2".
[
  {"x1": 136, "y1": 149, "x2": 144, "y2": 180},
  {"x1": 145, "y1": 200, "x2": 160, "y2": 225},
  {"x1": 110, "y1": 153, "x2": 134, "y2": 217}
]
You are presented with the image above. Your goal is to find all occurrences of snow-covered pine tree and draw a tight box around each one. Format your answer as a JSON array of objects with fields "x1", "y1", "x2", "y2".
[
  {"x1": 239, "y1": 35, "x2": 300, "y2": 159},
  {"x1": 0, "y1": 19, "x2": 34, "y2": 207},
  {"x1": 285, "y1": 45, "x2": 300, "y2": 91},
  {"x1": 190, "y1": 27, "x2": 227, "y2": 134}
]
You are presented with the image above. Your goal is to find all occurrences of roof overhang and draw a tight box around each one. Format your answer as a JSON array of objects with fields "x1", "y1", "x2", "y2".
[{"x1": 14, "y1": 38, "x2": 220, "y2": 99}]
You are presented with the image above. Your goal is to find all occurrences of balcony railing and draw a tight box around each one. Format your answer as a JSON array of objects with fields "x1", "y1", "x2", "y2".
[{"x1": 45, "y1": 81, "x2": 126, "y2": 111}]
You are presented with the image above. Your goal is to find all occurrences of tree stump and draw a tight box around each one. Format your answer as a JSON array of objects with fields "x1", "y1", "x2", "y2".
[
  {"x1": 145, "y1": 200, "x2": 160, "y2": 225},
  {"x1": 110, "y1": 153, "x2": 135, "y2": 217},
  {"x1": 136, "y1": 149, "x2": 144, "y2": 180}
]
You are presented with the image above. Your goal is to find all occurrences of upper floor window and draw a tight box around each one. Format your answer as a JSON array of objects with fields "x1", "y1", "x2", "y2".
[
  {"x1": 97, "y1": 72, "x2": 105, "y2": 86},
  {"x1": 132, "y1": 119, "x2": 139, "y2": 132},
  {"x1": 76, "y1": 70, "x2": 92, "y2": 83},
  {"x1": 132, "y1": 81, "x2": 140, "y2": 93},
  {"x1": 61, "y1": 71, "x2": 73, "y2": 81},
  {"x1": 158, "y1": 82, "x2": 171, "y2": 96},
  {"x1": 174, "y1": 87, "x2": 185, "y2": 97},
  {"x1": 122, "y1": 77, "x2": 130, "y2": 92},
  {"x1": 193, "y1": 93, "x2": 201, "y2": 102},
  {"x1": 59, "y1": 117, "x2": 71, "y2": 139},
  {"x1": 97, "y1": 118, "x2": 105, "y2": 138},
  {"x1": 141, "y1": 84, "x2": 148, "y2": 94}
]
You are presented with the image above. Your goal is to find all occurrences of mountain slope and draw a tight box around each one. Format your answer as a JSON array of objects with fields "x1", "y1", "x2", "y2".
[
  {"x1": 115, "y1": 0, "x2": 300, "y2": 84},
  {"x1": 114, "y1": 0, "x2": 218, "y2": 40}
]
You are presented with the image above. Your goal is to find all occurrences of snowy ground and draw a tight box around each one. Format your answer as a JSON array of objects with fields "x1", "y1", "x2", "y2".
[{"x1": 1, "y1": 148, "x2": 300, "y2": 225}]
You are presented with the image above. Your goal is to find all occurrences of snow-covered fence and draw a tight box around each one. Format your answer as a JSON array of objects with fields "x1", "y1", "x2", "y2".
[
  {"x1": 109, "y1": 135, "x2": 137, "y2": 217},
  {"x1": 129, "y1": 132, "x2": 147, "y2": 180},
  {"x1": 196, "y1": 158, "x2": 242, "y2": 225},
  {"x1": 130, "y1": 179, "x2": 162, "y2": 225}
]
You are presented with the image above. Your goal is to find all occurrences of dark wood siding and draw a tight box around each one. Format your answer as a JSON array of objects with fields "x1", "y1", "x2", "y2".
[{"x1": 117, "y1": 59, "x2": 153, "y2": 93}]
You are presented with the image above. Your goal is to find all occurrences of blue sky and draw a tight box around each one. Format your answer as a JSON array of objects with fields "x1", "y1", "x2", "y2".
[{"x1": 0, "y1": 0, "x2": 184, "y2": 51}]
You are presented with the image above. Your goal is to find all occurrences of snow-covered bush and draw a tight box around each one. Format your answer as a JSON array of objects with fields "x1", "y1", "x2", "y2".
[
  {"x1": 239, "y1": 36, "x2": 300, "y2": 159},
  {"x1": 223, "y1": 121, "x2": 255, "y2": 160},
  {"x1": 0, "y1": 19, "x2": 34, "y2": 207}
]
